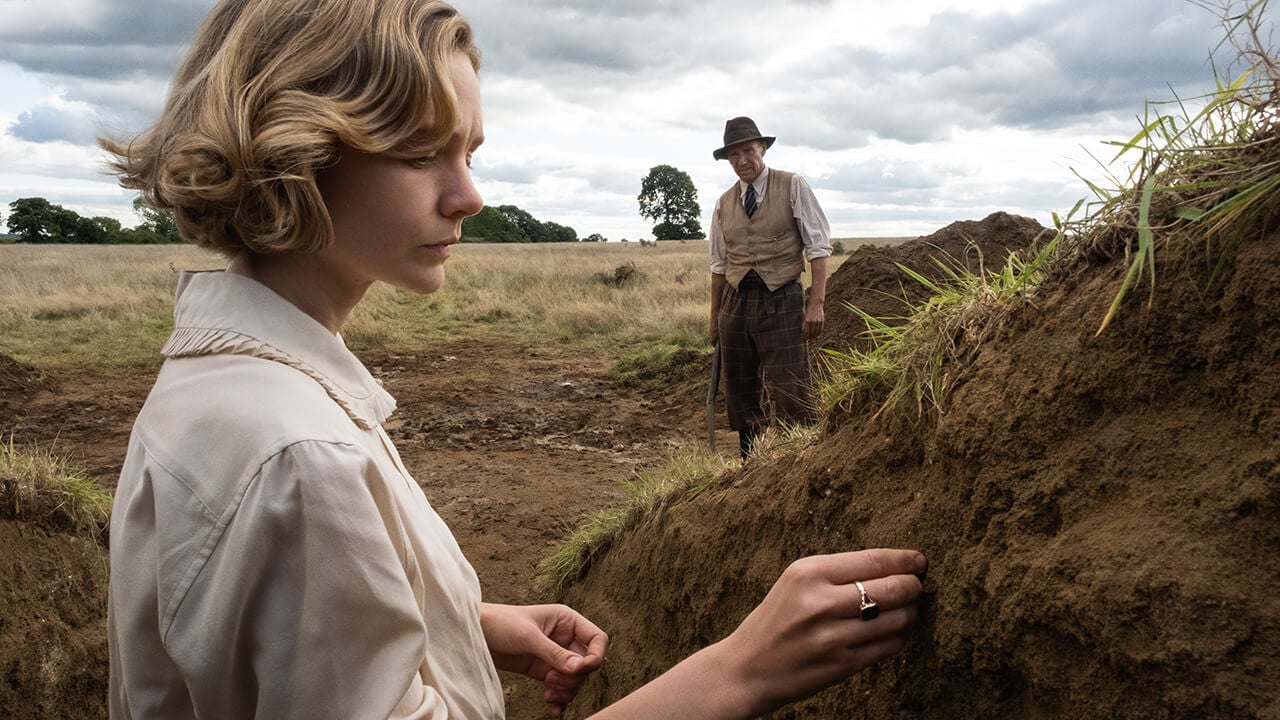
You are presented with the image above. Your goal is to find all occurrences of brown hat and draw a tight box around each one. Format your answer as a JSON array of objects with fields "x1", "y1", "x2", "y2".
[{"x1": 713, "y1": 116, "x2": 776, "y2": 160}]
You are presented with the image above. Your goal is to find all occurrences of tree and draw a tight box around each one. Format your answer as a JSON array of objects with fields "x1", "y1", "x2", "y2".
[
  {"x1": 132, "y1": 197, "x2": 182, "y2": 243},
  {"x1": 497, "y1": 205, "x2": 552, "y2": 243},
  {"x1": 5, "y1": 197, "x2": 95, "y2": 243},
  {"x1": 6, "y1": 195, "x2": 189, "y2": 244},
  {"x1": 461, "y1": 206, "x2": 525, "y2": 242},
  {"x1": 638, "y1": 164, "x2": 703, "y2": 240},
  {"x1": 582, "y1": 233, "x2": 606, "y2": 243},
  {"x1": 8, "y1": 197, "x2": 63, "y2": 242},
  {"x1": 71, "y1": 215, "x2": 113, "y2": 244},
  {"x1": 543, "y1": 221, "x2": 578, "y2": 243},
  {"x1": 459, "y1": 203, "x2": 583, "y2": 243}
]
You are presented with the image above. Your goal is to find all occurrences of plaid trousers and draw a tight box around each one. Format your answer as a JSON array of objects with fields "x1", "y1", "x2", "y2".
[{"x1": 717, "y1": 275, "x2": 815, "y2": 432}]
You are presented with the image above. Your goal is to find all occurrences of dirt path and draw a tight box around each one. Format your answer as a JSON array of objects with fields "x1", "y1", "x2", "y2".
[{"x1": 3, "y1": 335, "x2": 711, "y2": 717}]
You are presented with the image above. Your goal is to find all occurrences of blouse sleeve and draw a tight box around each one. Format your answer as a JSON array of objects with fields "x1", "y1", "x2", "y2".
[{"x1": 165, "y1": 439, "x2": 449, "y2": 719}]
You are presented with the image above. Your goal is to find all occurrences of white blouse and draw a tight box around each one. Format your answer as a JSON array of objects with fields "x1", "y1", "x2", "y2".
[{"x1": 108, "y1": 271, "x2": 504, "y2": 719}]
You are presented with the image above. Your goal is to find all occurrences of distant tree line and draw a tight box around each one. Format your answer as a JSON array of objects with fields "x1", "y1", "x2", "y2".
[
  {"x1": 5, "y1": 197, "x2": 181, "y2": 244},
  {"x1": 462, "y1": 204, "x2": 596, "y2": 243},
  {"x1": 4, "y1": 196, "x2": 605, "y2": 245}
]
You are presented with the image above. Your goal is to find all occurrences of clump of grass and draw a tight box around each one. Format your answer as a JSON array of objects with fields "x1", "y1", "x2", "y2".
[
  {"x1": 609, "y1": 332, "x2": 707, "y2": 389},
  {"x1": 819, "y1": 0, "x2": 1280, "y2": 419},
  {"x1": 741, "y1": 421, "x2": 826, "y2": 462},
  {"x1": 819, "y1": 237, "x2": 1061, "y2": 418},
  {"x1": 538, "y1": 447, "x2": 734, "y2": 594},
  {"x1": 1065, "y1": 0, "x2": 1280, "y2": 333},
  {"x1": 593, "y1": 261, "x2": 645, "y2": 288},
  {"x1": 0, "y1": 437, "x2": 112, "y2": 539}
]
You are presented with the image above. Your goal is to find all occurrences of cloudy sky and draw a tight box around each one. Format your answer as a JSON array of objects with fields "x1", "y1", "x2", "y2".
[{"x1": 0, "y1": 0, "x2": 1250, "y2": 240}]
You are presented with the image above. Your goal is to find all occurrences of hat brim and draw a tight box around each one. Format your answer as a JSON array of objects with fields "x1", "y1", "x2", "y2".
[{"x1": 713, "y1": 136, "x2": 775, "y2": 161}]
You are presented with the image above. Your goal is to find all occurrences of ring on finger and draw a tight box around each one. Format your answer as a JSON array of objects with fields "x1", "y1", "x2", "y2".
[{"x1": 855, "y1": 580, "x2": 880, "y2": 621}]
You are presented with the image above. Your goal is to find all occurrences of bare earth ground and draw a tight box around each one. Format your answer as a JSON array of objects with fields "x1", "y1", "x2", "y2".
[
  {"x1": 3, "y1": 211, "x2": 1277, "y2": 719},
  {"x1": 0, "y1": 330, "x2": 716, "y2": 718}
]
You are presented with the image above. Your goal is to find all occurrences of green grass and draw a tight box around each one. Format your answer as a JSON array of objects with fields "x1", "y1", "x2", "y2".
[
  {"x1": 0, "y1": 437, "x2": 113, "y2": 539},
  {"x1": 608, "y1": 329, "x2": 708, "y2": 390},
  {"x1": 1060, "y1": 2, "x2": 1280, "y2": 334},
  {"x1": 538, "y1": 446, "x2": 735, "y2": 594},
  {"x1": 818, "y1": 235, "x2": 1062, "y2": 419}
]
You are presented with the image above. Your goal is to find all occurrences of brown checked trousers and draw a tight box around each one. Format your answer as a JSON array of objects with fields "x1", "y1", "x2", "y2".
[{"x1": 717, "y1": 272, "x2": 815, "y2": 433}]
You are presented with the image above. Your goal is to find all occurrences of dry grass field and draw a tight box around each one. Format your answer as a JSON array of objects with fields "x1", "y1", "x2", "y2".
[{"x1": 0, "y1": 239, "x2": 891, "y2": 374}]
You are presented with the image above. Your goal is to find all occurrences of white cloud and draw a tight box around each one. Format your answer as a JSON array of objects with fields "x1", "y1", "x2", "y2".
[
  {"x1": 9, "y1": 95, "x2": 102, "y2": 144},
  {"x1": 0, "y1": 0, "x2": 1260, "y2": 240}
]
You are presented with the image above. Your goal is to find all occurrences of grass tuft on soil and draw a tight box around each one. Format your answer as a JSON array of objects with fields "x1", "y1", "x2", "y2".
[
  {"x1": 608, "y1": 334, "x2": 706, "y2": 390},
  {"x1": 537, "y1": 447, "x2": 735, "y2": 594},
  {"x1": 0, "y1": 437, "x2": 112, "y2": 539},
  {"x1": 819, "y1": 0, "x2": 1280, "y2": 421}
]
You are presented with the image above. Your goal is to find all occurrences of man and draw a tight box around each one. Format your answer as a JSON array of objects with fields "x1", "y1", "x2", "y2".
[{"x1": 709, "y1": 116, "x2": 831, "y2": 459}]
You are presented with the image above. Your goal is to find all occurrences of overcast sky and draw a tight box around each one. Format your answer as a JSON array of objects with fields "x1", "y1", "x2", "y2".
[{"x1": 0, "y1": 0, "x2": 1250, "y2": 240}]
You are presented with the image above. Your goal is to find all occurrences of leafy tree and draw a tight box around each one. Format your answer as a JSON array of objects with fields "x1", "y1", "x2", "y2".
[
  {"x1": 460, "y1": 203, "x2": 582, "y2": 243},
  {"x1": 497, "y1": 205, "x2": 552, "y2": 243},
  {"x1": 543, "y1": 221, "x2": 578, "y2": 243},
  {"x1": 6, "y1": 195, "x2": 188, "y2": 244},
  {"x1": 461, "y1": 206, "x2": 525, "y2": 242},
  {"x1": 638, "y1": 164, "x2": 703, "y2": 240},
  {"x1": 582, "y1": 233, "x2": 606, "y2": 243},
  {"x1": 71, "y1": 215, "x2": 112, "y2": 244},
  {"x1": 132, "y1": 197, "x2": 182, "y2": 243},
  {"x1": 7, "y1": 197, "x2": 76, "y2": 243}
]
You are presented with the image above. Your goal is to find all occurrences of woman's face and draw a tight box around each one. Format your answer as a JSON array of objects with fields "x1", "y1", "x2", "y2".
[{"x1": 317, "y1": 51, "x2": 485, "y2": 297}]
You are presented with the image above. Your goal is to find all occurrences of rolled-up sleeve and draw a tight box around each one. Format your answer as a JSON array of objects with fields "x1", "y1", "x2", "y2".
[
  {"x1": 708, "y1": 194, "x2": 728, "y2": 275},
  {"x1": 790, "y1": 174, "x2": 832, "y2": 262}
]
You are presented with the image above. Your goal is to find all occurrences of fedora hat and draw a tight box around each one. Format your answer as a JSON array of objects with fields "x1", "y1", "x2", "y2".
[{"x1": 713, "y1": 116, "x2": 776, "y2": 160}]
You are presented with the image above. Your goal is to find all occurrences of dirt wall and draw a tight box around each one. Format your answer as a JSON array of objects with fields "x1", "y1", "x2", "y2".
[{"x1": 559, "y1": 223, "x2": 1280, "y2": 718}]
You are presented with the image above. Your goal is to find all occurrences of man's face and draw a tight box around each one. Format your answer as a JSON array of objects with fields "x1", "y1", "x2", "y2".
[{"x1": 725, "y1": 140, "x2": 766, "y2": 184}]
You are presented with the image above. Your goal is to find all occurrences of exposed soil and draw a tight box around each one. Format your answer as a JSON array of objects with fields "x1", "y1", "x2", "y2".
[
  {"x1": 559, "y1": 217, "x2": 1280, "y2": 718},
  {"x1": 2, "y1": 210, "x2": 1276, "y2": 719},
  {"x1": 0, "y1": 334, "x2": 714, "y2": 719},
  {"x1": 820, "y1": 211, "x2": 1055, "y2": 354}
]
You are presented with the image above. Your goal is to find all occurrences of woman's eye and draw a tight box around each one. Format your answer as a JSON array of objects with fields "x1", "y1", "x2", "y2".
[{"x1": 409, "y1": 156, "x2": 438, "y2": 168}]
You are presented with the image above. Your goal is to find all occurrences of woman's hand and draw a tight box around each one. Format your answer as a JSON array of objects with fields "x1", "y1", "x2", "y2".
[
  {"x1": 584, "y1": 548, "x2": 926, "y2": 720},
  {"x1": 718, "y1": 548, "x2": 927, "y2": 715},
  {"x1": 481, "y1": 603, "x2": 609, "y2": 718}
]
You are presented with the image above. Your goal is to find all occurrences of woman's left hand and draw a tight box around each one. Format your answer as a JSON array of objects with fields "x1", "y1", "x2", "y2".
[{"x1": 481, "y1": 602, "x2": 609, "y2": 718}]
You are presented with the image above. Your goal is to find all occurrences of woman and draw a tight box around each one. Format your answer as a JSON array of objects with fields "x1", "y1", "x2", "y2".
[{"x1": 103, "y1": 1, "x2": 927, "y2": 718}]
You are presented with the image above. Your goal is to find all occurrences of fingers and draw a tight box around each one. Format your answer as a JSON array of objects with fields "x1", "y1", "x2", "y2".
[
  {"x1": 542, "y1": 664, "x2": 596, "y2": 719},
  {"x1": 840, "y1": 624, "x2": 913, "y2": 667},
  {"x1": 577, "y1": 627, "x2": 608, "y2": 670},
  {"x1": 788, "y1": 548, "x2": 926, "y2": 587},
  {"x1": 837, "y1": 572, "x2": 924, "y2": 622}
]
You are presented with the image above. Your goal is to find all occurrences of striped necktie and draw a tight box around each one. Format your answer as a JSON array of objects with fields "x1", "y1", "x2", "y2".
[{"x1": 744, "y1": 183, "x2": 758, "y2": 217}]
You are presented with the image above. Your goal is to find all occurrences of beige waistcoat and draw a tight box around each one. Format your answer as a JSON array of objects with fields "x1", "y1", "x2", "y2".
[{"x1": 719, "y1": 168, "x2": 805, "y2": 290}]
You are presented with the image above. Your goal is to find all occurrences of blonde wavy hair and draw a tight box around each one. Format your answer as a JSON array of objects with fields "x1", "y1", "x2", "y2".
[{"x1": 101, "y1": 0, "x2": 480, "y2": 256}]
